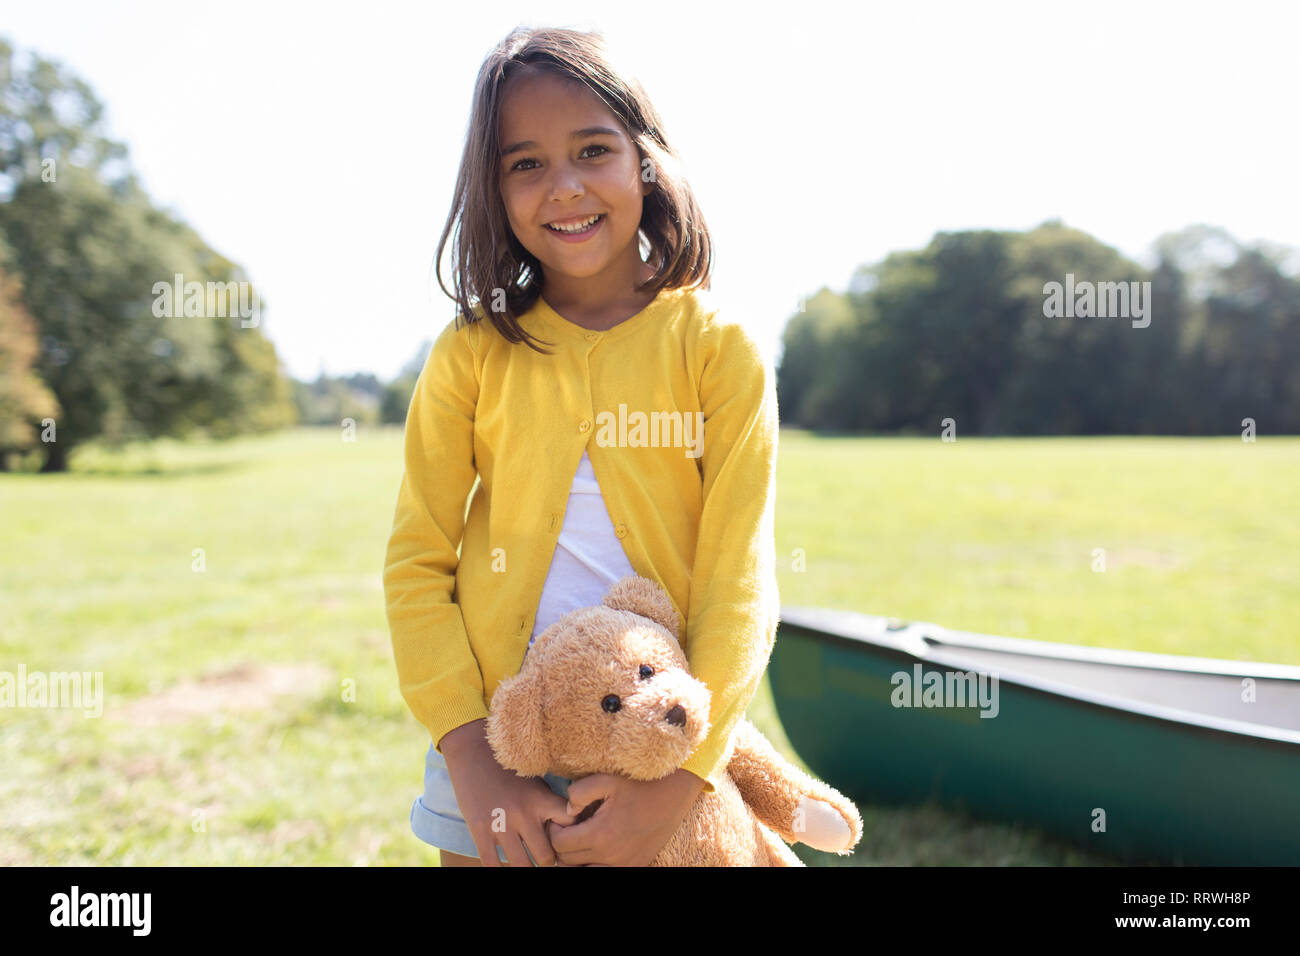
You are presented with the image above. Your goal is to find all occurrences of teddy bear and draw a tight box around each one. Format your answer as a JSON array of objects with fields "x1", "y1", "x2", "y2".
[{"x1": 485, "y1": 574, "x2": 863, "y2": 866}]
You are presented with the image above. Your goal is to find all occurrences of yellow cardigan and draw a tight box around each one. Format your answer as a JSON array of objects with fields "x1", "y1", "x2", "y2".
[{"x1": 382, "y1": 285, "x2": 780, "y2": 791}]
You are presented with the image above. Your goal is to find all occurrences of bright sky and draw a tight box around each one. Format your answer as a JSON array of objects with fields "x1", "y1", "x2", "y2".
[{"x1": 2, "y1": 0, "x2": 1296, "y2": 380}]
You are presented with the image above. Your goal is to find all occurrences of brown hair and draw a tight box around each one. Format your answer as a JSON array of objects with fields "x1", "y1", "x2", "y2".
[{"x1": 433, "y1": 25, "x2": 713, "y2": 354}]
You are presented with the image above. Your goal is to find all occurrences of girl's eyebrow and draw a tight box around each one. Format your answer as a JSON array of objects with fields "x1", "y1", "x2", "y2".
[{"x1": 501, "y1": 126, "x2": 621, "y2": 158}]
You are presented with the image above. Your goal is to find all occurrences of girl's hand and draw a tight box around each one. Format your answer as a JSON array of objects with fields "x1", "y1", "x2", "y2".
[
  {"x1": 440, "y1": 719, "x2": 577, "y2": 866},
  {"x1": 549, "y1": 769, "x2": 706, "y2": 866}
]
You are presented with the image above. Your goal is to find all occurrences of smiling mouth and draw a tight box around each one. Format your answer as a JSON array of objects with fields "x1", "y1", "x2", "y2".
[{"x1": 545, "y1": 214, "x2": 605, "y2": 235}]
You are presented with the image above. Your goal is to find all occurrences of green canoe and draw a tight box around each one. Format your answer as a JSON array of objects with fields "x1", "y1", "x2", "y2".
[{"x1": 770, "y1": 607, "x2": 1300, "y2": 865}]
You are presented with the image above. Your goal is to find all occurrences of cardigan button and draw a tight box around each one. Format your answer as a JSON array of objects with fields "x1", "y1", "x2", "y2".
[
  {"x1": 585, "y1": 332, "x2": 599, "y2": 341},
  {"x1": 615, "y1": 524, "x2": 627, "y2": 538},
  {"x1": 579, "y1": 419, "x2": 590, "y2": 432}
]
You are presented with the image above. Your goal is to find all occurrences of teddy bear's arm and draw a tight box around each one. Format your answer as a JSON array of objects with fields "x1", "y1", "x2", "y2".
[{"x1": 726, "y1": 718, "x2": 863, "y2": 855}]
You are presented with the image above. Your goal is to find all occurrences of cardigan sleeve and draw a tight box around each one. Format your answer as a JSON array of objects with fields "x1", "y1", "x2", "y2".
[
  {"x1": 382, "y1": 316, "x2": 491, "y2": 752},
  {"x1": 679, "y1": 317, "x2": 781, "y2": 792}
]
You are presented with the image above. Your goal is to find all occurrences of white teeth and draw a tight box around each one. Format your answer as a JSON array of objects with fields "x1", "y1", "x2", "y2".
[{"x1": 547, "y1": 215, "x2": 601, "y2": 233}]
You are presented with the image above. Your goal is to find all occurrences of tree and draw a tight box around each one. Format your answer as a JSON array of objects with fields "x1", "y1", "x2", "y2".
[
  {"x1": 0, "y1": 260, "x2": 59, "y2": 468},
  {"x1": 0, "y1": 37, "x2": 296, "y2": 469},
  {"x1": 0, "y1": 37, "x2": 132, "y2": 196},
  {"x1": 1002, "y1": 222, "x2": 1153, "y2": 434},
  {"x1": 1154, "y1": 226, "x2": 1300, "y2": 434}
]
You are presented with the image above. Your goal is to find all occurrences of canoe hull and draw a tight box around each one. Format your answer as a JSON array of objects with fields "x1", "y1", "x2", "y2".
[{"x1": 770, "y1": 614, "x2": 1300, "y2": 865}]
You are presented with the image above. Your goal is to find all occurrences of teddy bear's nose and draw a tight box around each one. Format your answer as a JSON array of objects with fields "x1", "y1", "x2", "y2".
[{"x1": 665, "y1": 704, "x2": 687, "y2": 728}]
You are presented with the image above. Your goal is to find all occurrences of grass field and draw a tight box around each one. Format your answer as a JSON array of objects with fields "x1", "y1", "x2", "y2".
[{"x1": 2, "y1": 427, "x2": 1296, "y2": 866}]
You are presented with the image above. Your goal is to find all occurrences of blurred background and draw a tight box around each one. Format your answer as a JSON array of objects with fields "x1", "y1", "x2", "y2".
[{"x1": 1, "y1": 0, "x2": 1297, "y2": 865}]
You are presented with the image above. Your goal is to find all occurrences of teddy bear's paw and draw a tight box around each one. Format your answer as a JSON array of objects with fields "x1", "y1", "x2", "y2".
[{"x1": 794, "y1": 795, "x2": 855, "y2": 853}]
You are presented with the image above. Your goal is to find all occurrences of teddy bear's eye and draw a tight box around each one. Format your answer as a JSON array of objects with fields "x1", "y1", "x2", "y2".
[
  {"x1": 639, "y1": 665, "x2": 654, "y2": 679},
  {"x1": 602, "y1": 694, "x2": 621, "y2": 713}
]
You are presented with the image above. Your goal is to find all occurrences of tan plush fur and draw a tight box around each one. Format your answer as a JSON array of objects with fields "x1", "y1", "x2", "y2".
[{"x1": 485, "y1": 574, "x2": 863, "y2": 866}]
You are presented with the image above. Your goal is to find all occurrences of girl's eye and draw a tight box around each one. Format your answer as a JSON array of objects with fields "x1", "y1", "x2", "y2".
[{"x1": 510, "y1": 143, "x2": 609, "y2": 172}]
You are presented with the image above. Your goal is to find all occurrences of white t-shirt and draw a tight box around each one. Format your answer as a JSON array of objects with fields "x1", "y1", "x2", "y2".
[{"x1": 528, "y1": 447, "x2": 636, "y2": 647}]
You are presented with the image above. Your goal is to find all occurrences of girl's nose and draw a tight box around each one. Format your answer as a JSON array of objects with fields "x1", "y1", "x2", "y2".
[{"x1": 547, "y1": 169, "x2": 584, "y2": 201}]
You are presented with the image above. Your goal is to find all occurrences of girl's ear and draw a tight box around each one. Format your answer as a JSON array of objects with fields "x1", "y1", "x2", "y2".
[
  {"x1": 485, "y1": 666, "x2": 550, "y2": 777},
  {"x1": 602, "y1": 574, "x2": 681, "y2": 642}
]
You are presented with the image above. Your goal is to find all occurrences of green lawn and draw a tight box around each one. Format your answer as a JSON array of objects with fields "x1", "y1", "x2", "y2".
[{"x1": 2, "y1": 427, "x2": 1295, "y2": 866}]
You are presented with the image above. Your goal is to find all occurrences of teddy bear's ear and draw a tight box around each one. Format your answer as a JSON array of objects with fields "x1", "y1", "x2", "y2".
[
  {"x1": 485, "y1": 665, "x2": 551, "y2": 777},
  {"x1": 602, "y1": 574, "x2": 681, "y2": 642}
]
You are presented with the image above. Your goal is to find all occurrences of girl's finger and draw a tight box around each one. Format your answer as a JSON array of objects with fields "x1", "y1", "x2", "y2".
[
  {"x1": 500, "y1": 829, "x2": 533, "y2": 868},
  {"x1": 520, "y1": 822, "x2": 557, "y2": 867},
  {"x1": 546, "y1": 818, "x2": 594, "y2": 856},
  {"x1": 544, "y1": 795, "x2": 578, "y2": 827},
  {"x1": 466, "y1": 823, "x2": 503, "y2": 867},
  {"x1": 555, "y1": 845, "x2": 599, "y2": 866}
]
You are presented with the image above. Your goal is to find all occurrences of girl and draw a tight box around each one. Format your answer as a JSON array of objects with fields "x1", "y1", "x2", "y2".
[{"x1": 382, "y1": 25, "x2": 781, "y2": 867}]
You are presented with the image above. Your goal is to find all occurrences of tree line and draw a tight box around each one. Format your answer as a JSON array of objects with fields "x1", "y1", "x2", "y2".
[
  {"x1": 778, "y1": 221, "x2": 1300, "y2": 435},
  {"x1": 292, "y1": 341, "x2": 430, "y2": 429}
]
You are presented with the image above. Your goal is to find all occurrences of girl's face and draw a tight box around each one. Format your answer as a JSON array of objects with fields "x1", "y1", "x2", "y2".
[{"x1": 497, "y1": 71, "x2": 652, "y2": 288}]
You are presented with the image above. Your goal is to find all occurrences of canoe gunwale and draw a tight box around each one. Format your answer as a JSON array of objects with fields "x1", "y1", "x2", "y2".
[{"x1": 777, "y1": 605, "x2": 1300, "y2": 748}]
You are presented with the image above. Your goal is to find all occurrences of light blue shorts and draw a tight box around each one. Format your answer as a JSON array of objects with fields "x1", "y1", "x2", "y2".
[{"x1": 410, "y1": 741, "x2": 573, "y2": 864}]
